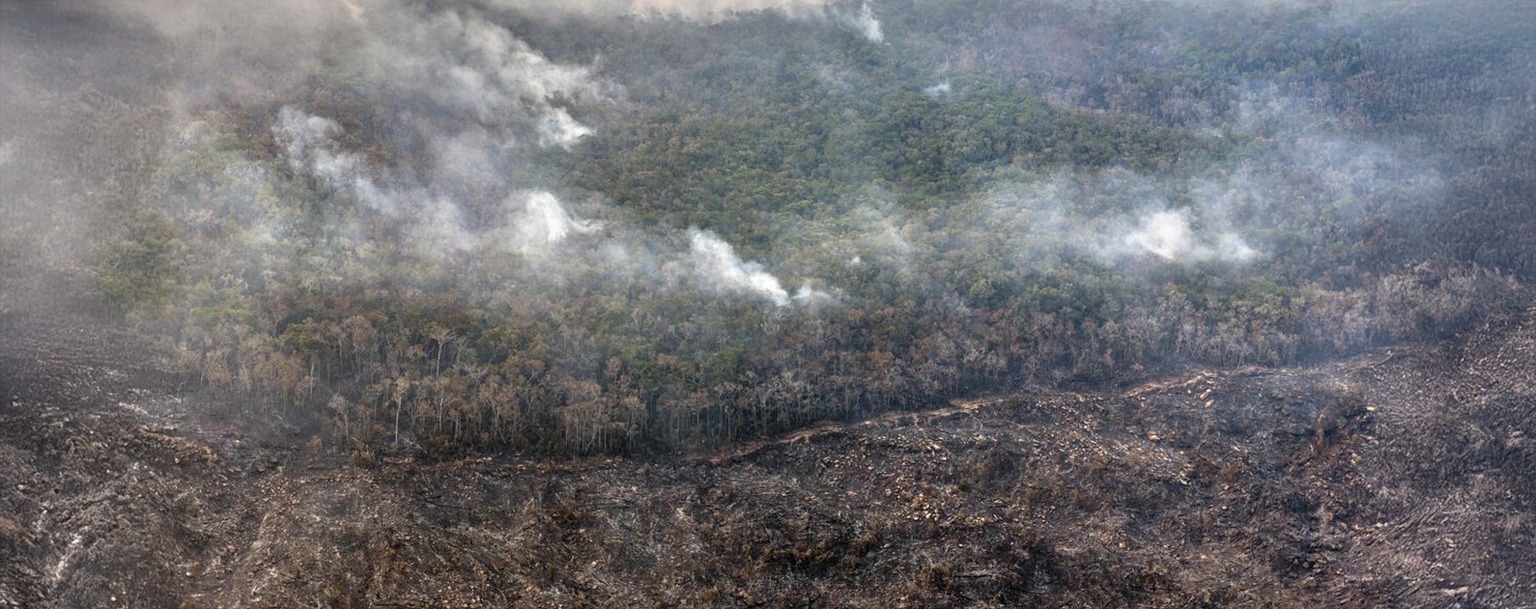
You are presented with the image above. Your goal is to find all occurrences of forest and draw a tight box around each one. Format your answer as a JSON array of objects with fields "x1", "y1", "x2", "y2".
[{"x1": 4, "y1": 0, "x2": 1534, "y2": 457}]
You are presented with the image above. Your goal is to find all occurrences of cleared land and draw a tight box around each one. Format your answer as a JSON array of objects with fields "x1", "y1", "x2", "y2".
[{"x1": 2, "y1": 285, "x2": 1532, "y2": 608}]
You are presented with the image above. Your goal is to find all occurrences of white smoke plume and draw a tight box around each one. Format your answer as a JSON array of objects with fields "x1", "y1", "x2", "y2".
[
  {"x1": 486, "y1": 0, "x2": 881, "y2": 43},
  {"x1": 539, "y1": 108, "x2": 595, "y2": 149},
  {"x1": 836, "y1": 1, "x2": 884, "y2": 43},
  {"x1": 110, "y1": 0, "x2": 354, "y2": 37},
  {"x1": 977, "y1": 168, "x2": 1266, "y2": 271},
  {"x1": 272, "y1": 107, "x2": 382, "y2": 210},
  {"x1": 274, "y1": 106, "x2": 610, "y2": 259},
  {"x1": 359, "y1": 5, "x2": 605, "y2": 148},
  {"x1": 1110, "y1": 209, "x2": 1258, "y2": 263},
  {"x1": 688, "y1": 229, "x2": 793, "y2": 306},
  {"x1": 486, "y1": 0, "x2": 829, "y2": 20},
  {"x1": 0, "y1": 140, "x2": 14, "y2": 167},
  {"x1": 514, "y1": 191, "x2": 602, "y2": 255},
  {"x1": 149, "y1": 0, "x2": 623, "y2": 264},
  {"x1": 272, "y1": 106, "x2": 480, "y2": 253},
  {"x1": 430, "y1": 129, "x2": 504, "y2": 193},
  {"x1": 114, "y1": 0, "x2": 604, "y2": 153},
  {"x1": 339, "y1": 0, "x2": 366, "y2": 20},
  {"x1": 792, "y1": 284, "x2": 835, "y2": 306}
]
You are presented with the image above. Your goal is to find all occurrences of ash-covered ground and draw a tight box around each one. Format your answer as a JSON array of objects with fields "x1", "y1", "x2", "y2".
[{"x1": 2, "y1": 278, "x2": 1532, "y2": 608}]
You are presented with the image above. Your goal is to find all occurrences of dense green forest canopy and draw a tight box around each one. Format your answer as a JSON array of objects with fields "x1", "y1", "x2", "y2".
[{"x1": 3, "y1": 0, "x2": 1533, "y2": 456}]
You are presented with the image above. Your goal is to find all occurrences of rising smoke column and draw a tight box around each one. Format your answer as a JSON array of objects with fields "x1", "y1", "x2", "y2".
[
  {"x1": 1114, "y1": 209, "x2": 1258, "y2": 263},
  {"x1": 119, "y1": 0, "x2": 608, "y2": 186},
  {"x1": 272, "y1": 105, "x2": 481, "y2": 253},
  {"x1": 837, "y1": 1, "x2": 883, "y2": 42},
  {"x1": 688, "y1": 229, "x2": 792, "y2": 306},
  {"x1": 685, "y1": 229, "x2": 833, "y2": 307},
  {"x1": 87, "y1": 0, "x2": 853, "y2": 308},
  {"x1": 153, "y1": 0, "x2": 622, "y2": 264},
  {"x1": 273, "y1": 105, "x2": 606, "y2": 259},
  {"x1": 513, "y1": 191, "x2": 603, "y2": 255},
  {"x1": 485, "y1": 0, "x2": 829, "y2": 20}
]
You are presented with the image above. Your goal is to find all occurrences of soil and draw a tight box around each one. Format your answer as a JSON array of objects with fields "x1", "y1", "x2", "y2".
[{"x1": 2, "y1": 281, "x2": 1533, "y2": 608}]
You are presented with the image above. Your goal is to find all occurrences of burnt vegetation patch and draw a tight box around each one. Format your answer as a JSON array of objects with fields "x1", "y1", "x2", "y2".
[
  {"x1": 4, "y1": 0, "x2": 1536, "y2": 606},
  {"x1": 3, "y1": 283, "x2": 1536, "y2": 606}
]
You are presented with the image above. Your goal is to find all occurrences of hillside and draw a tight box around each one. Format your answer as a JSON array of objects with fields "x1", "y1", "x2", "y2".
[
  {"x1": 3, "y1": 275, "x2": 1534, "y2": 607},
  {"x1": 5, "y1": 0, "x2": 1534, "y2": 458},
  {"x1": 3, "y1": 0, "x2": 1535, "y2": 606}
]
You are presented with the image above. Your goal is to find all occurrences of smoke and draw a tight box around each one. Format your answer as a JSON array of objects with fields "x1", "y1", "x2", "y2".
[
  {"x1": 793, "y1": 284, "x2": 835, "y2": 306},
  {"x1": 687, "y1": 229, "x2": 833, "y2": 307},
  {"x1": 364, "y1": 6, "x2": 605, "y2": 131},
  {"x1": 947, "y1": 76, "x2": 1454, "y2": 273},
  {"x1": 1109, "y1": 209, "x2": 1258, "y2": 263},
  {"x1": 137, "y1": 0, "x2": 623, "y2": 265},
  {"x1": 688, "y1": 229, "x2": 791, "y2": 306},
  {"x1": 1231, "y1": 84, "x2": 1445, "y2": 223},
  {"x1": 76, "y1": 0, "x2": 864, "y2": 314},
  {"x1": 101, "y1": 0, "x2": 354, "y2": 108},
  {"x1": 485, "y1": 0, "x2": 883, "y2": 43},
  {"x1": 513, "y1": 191, "x2": 602, "y2": 255},
  {"x1": 484, "y1": 0, "x2": 829, "y2": 20},
  {"x1": 539, "y1": 109, "x2": 594, "y2": 149},
  {"x1": 272, "y1": 108, "x2": 371, "y2": 205},
  {"x1": 109, "y1": 0, "x2": 607, "y2": 154},
  {"x1": 0, "y1": 140, "x2": 13, "y2": 167},
  {"x1": 273, "y1": 106, "x2": 478, "y2": 253},
  {"x1": 109, "y1": 0, "x2": 353, "y2": 37},
  {"x1": 969, "y1": 166, "x2": 1271, "y2": 273},
  {"x1": 273, "y1": 105, "x2": 611, "y2": 260},
  {"x1": 340, "y1": 0, "x2": 366, "y2": 20},
  {"x1": 922, "y1": 82, "x2": 952, "y2": 99},
  {"x1": 835, "y1": 1, "x2": 883, "y2": 43}
]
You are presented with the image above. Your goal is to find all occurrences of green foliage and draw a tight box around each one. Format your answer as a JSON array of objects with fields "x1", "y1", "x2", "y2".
[
  {"x1": 98, "y1": 210, "x2": 185, "y2": 315},
  {"x1": 89, "y1": 0, "x2": 1536, "y2": 456}
]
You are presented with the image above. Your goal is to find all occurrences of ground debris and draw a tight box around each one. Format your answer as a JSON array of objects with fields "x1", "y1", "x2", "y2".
[{"x1": 2, "y1": 305, "x2": 1535, "y2": 608}]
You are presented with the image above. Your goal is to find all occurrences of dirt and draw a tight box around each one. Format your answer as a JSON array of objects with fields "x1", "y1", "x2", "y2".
[{"x1": 2, "y1": 287, "x2": 1533, "y2": 607}]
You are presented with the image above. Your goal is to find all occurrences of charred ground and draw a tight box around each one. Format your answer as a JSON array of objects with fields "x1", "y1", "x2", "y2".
[
  {"x1": 3, "y1": 277, "x2": 1532, "y2": 608},
  {"x1": 5, "y1": 1, "x2": 1536, "y2": 606}
]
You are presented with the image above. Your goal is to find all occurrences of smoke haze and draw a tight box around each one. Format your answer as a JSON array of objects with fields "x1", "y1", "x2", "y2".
[
  {"x1": 515, "y1": 191, "x2": 602, "y2": 255},
  {"x1": 1111, "y1": 209, "x2": 1258, "y2": 264},
  {"x1": 486, "y1": 0, "x2": 830, "y2": 20},
  {"x1": 835, "y1": 1, "x2": 883, "y2": 43},
  {"x1": 4, "y1": 0, "x2": 1535, "y2": 459},
  {"x1": 687, "y1": 229, "x2": 793, "y2": 307}
]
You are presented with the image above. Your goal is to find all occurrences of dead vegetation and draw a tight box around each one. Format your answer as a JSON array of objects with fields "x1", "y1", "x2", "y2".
[{"x1": 2, "y1": 299, "x2": 1535, "y2": 607}]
